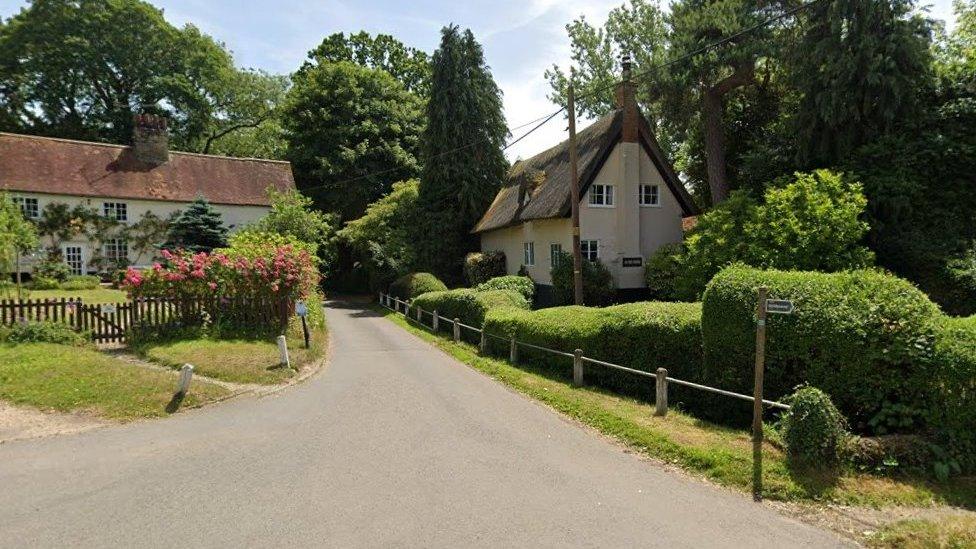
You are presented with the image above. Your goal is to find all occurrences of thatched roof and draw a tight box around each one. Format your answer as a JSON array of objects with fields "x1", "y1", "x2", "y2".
[{"x1": 472, "y1": 108, "x2": 697, "y2": 234}]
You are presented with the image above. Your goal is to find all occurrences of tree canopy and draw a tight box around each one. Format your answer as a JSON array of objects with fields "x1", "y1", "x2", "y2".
[{"x1": 300, "y1": 31, "x2": 430, "y2": 96}]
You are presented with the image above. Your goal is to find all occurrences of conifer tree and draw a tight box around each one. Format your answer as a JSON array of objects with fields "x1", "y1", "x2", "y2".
[{"x1": 163, "y1": 197, "x2": 228, "y2": 253}]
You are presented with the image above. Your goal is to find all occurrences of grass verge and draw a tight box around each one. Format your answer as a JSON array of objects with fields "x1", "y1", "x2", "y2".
[
  {"x1": 135, "y1": 327, "x2": 327, "y2": 385},
  {"x1": 377, "y1": 306, "x2": 976, "y2": 509},
  {"x1": 24, "y1": 287, "x2": 127, "y2": 304},
  {"x1": 0, "y1": 342, "x2": 229, "y2": 420},
  {"x1": 867, "y1": 515, "x2": 976, "y2": 548}
]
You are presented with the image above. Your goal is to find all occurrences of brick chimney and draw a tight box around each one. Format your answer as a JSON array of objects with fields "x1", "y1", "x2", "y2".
[
  {"x1": 615, "y1": 55, "x2": 639, "y2": 143},
  {"x1": 132, "y1": 113, "x2": 169, "y2": 165}
]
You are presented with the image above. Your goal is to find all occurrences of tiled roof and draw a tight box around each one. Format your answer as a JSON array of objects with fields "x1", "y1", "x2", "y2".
[{"x1": 0, "y1": 132, "x2": 295, "y2": 206}]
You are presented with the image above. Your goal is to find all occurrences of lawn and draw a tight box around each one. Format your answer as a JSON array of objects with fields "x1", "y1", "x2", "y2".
[
  {"x1": 0, "y1": 342, "x2": 229, "y2": 420},
  {"x1": 24, "y1": 287, "x2": 128, "y2": 304},
  {"x1": 378, "y1": 306, "x2": 976, "y2": 510},
  {"x1": 136, "y1": 327, "x2": 327, "y2": 385},
  {"x1": 867, "y1": 515, "x2": 976, "y2": 548}
]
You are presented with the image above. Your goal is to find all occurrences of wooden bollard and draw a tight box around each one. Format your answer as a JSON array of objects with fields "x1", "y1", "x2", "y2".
[
  {"x1": 177, "y1": 364, "x2": 193, "y2": 395},
  {"x1": 479, "y1": 329, "x2": 487, "y2": 354},
  {"x1": 573, "y1": 349, "x2": 584, "y2": 386},
  {"x1": 655, "y1": 368, "x2": 668, "y2": 416},
  {"x1": 510, "y1": 336, "x2": 518, "y2": 363},
  {"x1": 433, "y1": 310, "x2": 439, "y2": 332},
  {"x1": 416, "y1": 306, "x2": 422, "y2": 322},
  {"x1": 453, "y1": 318, "x2": 461, "y2": 342}
]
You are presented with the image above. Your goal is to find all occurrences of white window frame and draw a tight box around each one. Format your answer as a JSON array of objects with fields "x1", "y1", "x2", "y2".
[
  {"x1": 12, "y1": 196, "x2": 39, "y2": 219},
  {"x1": 580, "y1": 240, "x2": 599, "y2": 262},
  {"x1": 63, "y1": 245, "x2": 84, "y2": 276},
  {"x1": 523, "y1": 242, "x2": 535, "y2": 266},
  {"x1": 103, "y1": 202, "x2": 128, "y2": 221},
  {"x1": 587, "y1": 184, "x2": 615, "y2": 207},
  {"x1": 639, "y1": 184, "x2": 661, "y2": 207},
  {"x1": 550, "y1": 243, "x2": 563, "y2": 267},
  {"x1": 104, "y1": 238, "x2": 129, "y2": 263}
]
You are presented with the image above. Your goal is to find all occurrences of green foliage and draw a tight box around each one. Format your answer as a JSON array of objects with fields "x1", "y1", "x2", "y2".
[
  {"x1": 669, "y1": 170, "x2": 873, "y2": 300},
  {"x1": 411, "y1": 288, "x2": 529, "y2": 337},
  {"x1": 196, "y1": 69, "x2": 289, "y2": 158},
  {"x1": 60, "y1": 275, "x2": 100, "y2": 291},
  {"x1": 0, "y1": 321, "x2": 86, "y2": 346},
  {"x1": 284, "y1": 60, "x2": 423, "y2": 220},
  {"x1": 483, "y1": 301, "x2": 703, "y2": 403},
  {"x1": 34, "y1": 258, "x2": 70, "y2": 283},
  {"x1": 0, "y1": 192, "x2": 39, "y2": 274},
  {"x1": 550, "y1": 251, "x2": 614, "y2": 306},
  {"x1": 644, "y1": 242, "x2": 686, "y2": 301},
  {"x1": 780, "y1": 386, "x2": 849, "y2": 468},
  {"x1": 415, "y1": 25, "x2": 509, "y2": 282},
  {"x1": 121, "y1": 211, "x2": 173, "y2": 266},
  {"x1": 163, "y1": 197, "x2": 228, "y2": 253},
  {"x1": 337, "y1": 180, "x2": 420, "y2": 290},
  {"x1": 930, "y1": 315, "x2": 976, "y2": 473},
  {"x1": 247, "y1": 189, "x2": 338, "y2": 274},
  {"x1": 476, "y1": 276, "x2": 534, "y2": 300},
  {"x1": 388, "y1": 272, "x2": 447, "y2": 300},
  {"x1": 300, "y1": 31, "x2": 430, "y2": 96},
  {"x1": 29, "y1": 276, "x2": 60, "y2": 290},
  {"x1": 463, "y1": 251, "x2": 507, "y2": 286},
  {"x1": 701, "y1": 266, "x2": 942, "y2": 431}
]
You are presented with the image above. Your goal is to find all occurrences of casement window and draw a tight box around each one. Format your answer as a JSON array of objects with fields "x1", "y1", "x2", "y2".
[
  {"x1": 523, "y1": 242, "x2": 535, "y2": 266},
  {"x1": 639, "y1": 184, "x2": 660, "y2": 206},
  {"x1": 63, "y1": 246, "x2": 83, "y2": 276},
  {"x1": 580, "y1": 240, "x2": 599, "y2": 262},
  {"x1": 12, "y1": 197, "x2": 39, "y2": 219},
  {"x1": 550, "y1": 243, "x2": 563, "y2": 267},
  {"x1": 588, "y1": 184, "x2": 614, "y2": 207},
  {"x1": 104, "y1": 238, "x2": 129, "y2": 263},
  {"x1": 103, "y1": 202, "x2": 128, "y2": 221}
]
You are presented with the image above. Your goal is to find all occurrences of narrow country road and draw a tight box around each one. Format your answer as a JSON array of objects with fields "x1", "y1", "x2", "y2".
[{"x1": 0, "y1": 299, "x2": 850, "y2": 548}]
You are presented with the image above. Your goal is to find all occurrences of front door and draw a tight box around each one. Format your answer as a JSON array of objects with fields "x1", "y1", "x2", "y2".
[{"x1": 63, "y1": 245, "x2": 84, "y2": 275}]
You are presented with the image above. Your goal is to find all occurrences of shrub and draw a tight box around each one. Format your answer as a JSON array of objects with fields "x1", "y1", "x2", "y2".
[
  {"x1": 930, "y1": 315, "x2": 976, "y2": 473},
  {"x1": 1, "y1": 321, "x2": 87, "y2": 346},
  {"x1": 476, "y1": 275, "x2": 534, "y2": 300},
  {"x1": 701, "y1": 266, "x2": 941, "y2": 431},
  {"x1": 483, "y1": 301, "x2": 704, "y2": 405},
  {"x1": 34, "y1": 258, "x2": 71, "y2": 283},
  {"x1": 61, "y1": 275, "x2": 101, "y2": 291},
  {"x1": 780, "y1": 386, "x2": 849, "y2": 467},
  {"x1": 388, "y1": 272, "x2": 447, "y2": 300},
  {"x1": 29, "y1": 276, "x2": 60, "y2": 290},
  {"x1": 464, "y1": 251, "x2": 506, "y2": 286},
  {"x1": 550, "y1": 251, "x2": 614, "y2": 306},
  {"x1": 644, "y1": 243, "x2": 685, "y2": 301},
  {"x1": 411, "y1": 288, "x2": 528, "y2": 337}
]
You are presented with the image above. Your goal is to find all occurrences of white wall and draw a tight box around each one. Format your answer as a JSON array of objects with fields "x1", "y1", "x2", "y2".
[
  {"x1": 10, "y1": 192, "x2": 269, "y2": 273},
  {"x1": 479, "y1": 218, "x2": 571, "y2": 285}
]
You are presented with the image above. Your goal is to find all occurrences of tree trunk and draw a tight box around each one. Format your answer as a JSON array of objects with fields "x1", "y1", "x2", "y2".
[{"x1": 702, "y1": 88, "x2": 730, "y2": 205}]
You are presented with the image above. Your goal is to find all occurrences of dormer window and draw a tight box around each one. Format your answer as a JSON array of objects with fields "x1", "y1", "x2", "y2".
[
  {"x1": 588, "y1": 184, "x2": 614, "y2": 207},
  {"x1": 103, "y1": 202, "x2": 128, "y2": 221}
]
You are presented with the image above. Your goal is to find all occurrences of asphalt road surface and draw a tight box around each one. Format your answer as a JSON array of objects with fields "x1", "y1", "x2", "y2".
[{"x1": 0, "y1": 299, "x2": 851, "y2": 548}]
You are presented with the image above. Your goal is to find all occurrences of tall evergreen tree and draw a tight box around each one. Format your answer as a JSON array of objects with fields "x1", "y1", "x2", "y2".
[
  {"x1": 415, "y1": 25, "x2": 508, "y2": 281},
  {"x1": 163, "y1": 198, "x2": 228, "y2": 253}
]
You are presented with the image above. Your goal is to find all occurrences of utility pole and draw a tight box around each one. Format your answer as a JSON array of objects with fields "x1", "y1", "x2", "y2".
[
  {"x1": 752, "y1": 286, "x2": 769, "y2": 501},
  {"x1": 567, "y1": 80, "x2": 584, "y2": 305}
]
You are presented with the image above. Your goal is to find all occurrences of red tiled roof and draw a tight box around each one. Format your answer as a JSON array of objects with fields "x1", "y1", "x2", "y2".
[{"x1": 0, "y1": 132, "x2": 295, "y2": 206}]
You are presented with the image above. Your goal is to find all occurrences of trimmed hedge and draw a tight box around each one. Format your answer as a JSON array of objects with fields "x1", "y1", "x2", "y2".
[
  {"x1": 701, "y1": 266, "x2": 942, "y2": 431},
  {"x1": 464, "y1": 251, "x2": 507, "y2": 286},
  {"x1": 389, "y1": 272, "x2": 447, "y2": 300},
  {"x1": 476, "y1": 275, "x2": 535, "y2": 300},
  {"x1": 411, "y1": 289, "x2": 529, "y2": 340},
  {"x1": 931, "y1": 315, "x2": 976, "y2": 473},
  {"x1": 483, "y1": 301, "x2": 704, "y2": 404},
  {"x1": 780, "y1": 386, "x2": 849, "y2": 467}
]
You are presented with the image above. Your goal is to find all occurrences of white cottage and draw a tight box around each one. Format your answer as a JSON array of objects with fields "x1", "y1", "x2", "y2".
[
  {"x1": 473, "y1": 62, "x2": 698, "y2": 299},
  {"x1": 0, "y1": 115, "x2": 295, "y2": 276}
]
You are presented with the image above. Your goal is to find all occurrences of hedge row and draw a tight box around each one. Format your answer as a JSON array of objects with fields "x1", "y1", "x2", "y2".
[
  {"x1": 389, "y1": 272, "x2": 447, "y2": 300},
  {"x1": 483, "y1": 302, "x2": 704, "y2": 404},
  {"x1": 476, "y1": 275, "x2": 535, "y2": 300},
  {"x1": 931, "y1": 315, "x2": 976, "y2": 472},
  {"x1": 410, "y1": 288, "x2": 529, "y2": 342}
]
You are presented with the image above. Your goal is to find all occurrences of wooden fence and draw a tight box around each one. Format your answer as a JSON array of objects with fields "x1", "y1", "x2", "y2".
[{"x1": 0, "y1": 295, "x2": 290, "y2": 344}]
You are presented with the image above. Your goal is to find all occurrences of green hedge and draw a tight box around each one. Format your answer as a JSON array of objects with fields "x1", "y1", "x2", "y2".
[
  {"x1": 931, "y1": 315, "x2": 976, "y2": 473},
  {"x1": 388, "y1": 272, "x2": 447, "y2": 300},
  {"x1": 463, "y1": 251, "x2": 506, "y2": 286},
  {"x1": 476, "y1": 275, "x2": 535, "y2": 300},
  {"x1": 483, "y1": 301, "x2": 704, "y2": 404},
  {"x1": 61, "y1": 275, "x2": 101, "y2": 291},
  {"x1": 701, "y1": 266, "x2": 942, "y2": 431},
  {"x1": 411, "y1": 289, "x2": 528, "y2": 341}
]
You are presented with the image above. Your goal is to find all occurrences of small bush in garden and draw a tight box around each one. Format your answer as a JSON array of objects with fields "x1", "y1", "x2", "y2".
[
  {"x1": 388, "y1": 272, "x2": 447, "y2": 300},
  {"x1": 34, "y1": 258, "x2": 71, "y2": 283},
  {"x1": 61, "y1": 275, "x2": 101, "y2": 291},
  {"x1": 464, "y1": 251, "x2": 506, "y2": 286},
  {"x1": 550, "y1": 251, "x2": 614, "y2": 306},
  {"x1": 476, "y1": 275, "x2": 534, "y2": 300},
  {"x1": 411, "y1": 288, "x2": 528, "y2": 336},
  {"x1": 29, "y1": 276, "x2": 60, "y2": 290},
  {"x1": 780, "y1": 386, "x2": 849, "y2": 468},
  {"x1": 1, "y1": 321, "x2": 87, "y2": 346},
  {"x1": 929, "y1": 315, "x2": 976, "y2": 474},
  {"x1": 644, "y1": 243, "x2": 685, "y2": 301}
]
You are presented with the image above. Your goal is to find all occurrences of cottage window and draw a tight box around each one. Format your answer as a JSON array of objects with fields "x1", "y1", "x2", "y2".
[
  {"x1": 639, "y1": 184, "x2": 660, "y2": 206},
  {"x1": 103, "y1": 202, "x2": 128, "y2": 221},
  {"x1": 12, "y1": 197, "x2": 39, "y2": 219},
  {"x1": 63, "y1": 246, "x2": 83, "y2": 276},
  {"x1": 588, "y1": 184, "x2": 614, "y2": 207},
  {"x1": 523, "y1": 242, "x2": 535, "y2": 266},
  {"x1": 104, "y1": 238, "x2": 129, "y2": 263},
  {"x1": 580, "y1": 240, "x2": 599, "y2": 261},
  {"x1": 550, "y1": 243, "x2": 563, "y2": 267}
]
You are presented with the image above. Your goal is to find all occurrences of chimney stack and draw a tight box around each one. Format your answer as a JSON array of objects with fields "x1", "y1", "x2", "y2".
[
  {"x1": 132, "y1": 113, "x2": 169, "y2": 165},
  {"x1": 615, "y1": 54, "x2": 639, "y2": 143}
]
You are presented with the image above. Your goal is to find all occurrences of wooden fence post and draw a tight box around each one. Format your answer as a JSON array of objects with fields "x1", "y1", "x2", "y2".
[
  {"x1": 479, "y1": 328, "x2": 487, "y2": 354},
  {"x1": 573, "y1": 349, "x2": 584, "y2": 386},
  {"x1": 453, "y1": 318, "x2": 460, "y2": 342},
  {"x1": 655, "y1": 368, "x2": 668, "y2": 417},
  {"x1": 416, "y1": 306, "x2": 422, "y2": 322},
  {"x1": 752, "y1": 286, "x2": 769, "y2": 502},
  {"x1": 509, "y1": 336, "x2": 518, "y2": 363},
  {"x1": 433, "y1": 310, "x2": 439, "y2": 332}
]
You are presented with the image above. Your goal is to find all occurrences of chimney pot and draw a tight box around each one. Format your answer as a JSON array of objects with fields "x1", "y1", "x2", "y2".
[{"x1": 132, "y1": 112, "x2": 170, "y2": 165}]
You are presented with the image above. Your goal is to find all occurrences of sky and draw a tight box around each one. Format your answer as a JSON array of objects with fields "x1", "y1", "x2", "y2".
[{"x1": 0, "y1": 0, "x2": 962, "y2": 160}]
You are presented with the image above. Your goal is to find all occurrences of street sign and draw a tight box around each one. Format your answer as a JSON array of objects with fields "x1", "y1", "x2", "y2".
[
  {"x1": 765, "y1": 299, "x2": 794, "y2": 315},
  {"x1": 295, "y1": 301, "x2": 308, "y2": 318}
]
